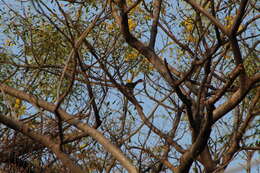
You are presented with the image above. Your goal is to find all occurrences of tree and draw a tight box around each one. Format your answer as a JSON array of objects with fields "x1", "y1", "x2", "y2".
[{"x1": 0, "y1": 0, "x2": 259, "y2": 172}]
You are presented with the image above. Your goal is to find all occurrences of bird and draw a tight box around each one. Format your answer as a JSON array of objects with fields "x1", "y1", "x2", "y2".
[{"x1": 125, "y1": 79, "x2": 143, "y2": 93}]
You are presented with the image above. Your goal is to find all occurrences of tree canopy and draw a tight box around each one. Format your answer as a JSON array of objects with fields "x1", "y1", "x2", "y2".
[{"x1": 0, "y1": 0, "x2": 259, "y2": 172}]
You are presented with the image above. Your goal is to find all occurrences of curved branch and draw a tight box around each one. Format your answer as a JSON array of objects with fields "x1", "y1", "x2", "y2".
[{"x1": 0, "y1": 114, "x2": 84, "y2": 173}]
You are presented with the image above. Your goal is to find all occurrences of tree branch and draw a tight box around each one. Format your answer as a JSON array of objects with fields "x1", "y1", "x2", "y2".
[
  {"x1": 0, "y1": 84, "x2": 138, "y2": 173},
  {"x1": 0, "y1": 114, "x2": 84, "y2": 173}
]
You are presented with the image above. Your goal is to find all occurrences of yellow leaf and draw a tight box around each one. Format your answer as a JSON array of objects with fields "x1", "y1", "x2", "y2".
[
  {"x1": 15, "y1": 98, "x2": 21, "y2": 104},
  {"x1": 14, "y1": 104, "x2": 19, "y2": 109},
  {"x1": 128, "y1": 18, "x2": 137, "y2": 30},
  {"x1": 144, "y1": 15, "x2": 151, "y2": 20},
  {"x1": 186, "y1": 23, "x2": 193, "y2": 32},
  {"x1": 79, "y1": 143, "x2": 87, "y2": 149},
  {"x1": 225, "y1": 15, "x2": 234, "y2": 29},
  {"x1": 187, "y1": 35, "x2": 196, "y2": 42},
  {"x1": 14, "y1": 98, "x2": 21, "y2": 109},
  {"x1": 224, "y1": 55, "x2": 231, "y2": 59},
  {"x1": 106, "y1": 23, "x2": 114, "y2": 31},
  {"x1": 4, "y1": 39, "x2": 15, "y2": 46},
  {"x1": 238, "y1": 25, "x2": 244, "y2": 32},
  {"x1": 125, "y1": 50, "x2": 139, "y2": 61},
  {"x1": 126, "y1": 79, "x2": 132, "y2": 83}
]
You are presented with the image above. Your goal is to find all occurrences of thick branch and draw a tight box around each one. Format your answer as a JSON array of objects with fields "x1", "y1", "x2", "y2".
[
  {"x1": 220, "y1": 88, "x2": 259, "y2": 170},
  {"x1": 230, "y1": 0, "x2": 249, "y2": 36},
  {"x1": 184, "y1": 0, "x2": 228, "y2": 35},
  {"x1": 178, "y1": 106, "x2": 213, "y2": 173},
  {"x1": 230, "y1": 38, "x2": 248, "y2": 87},
  {"x1": 0, "y1": 114, "x2": 84, "y2": 173},
  {"x1": 213, "y1": 78, "x2": 255, "y2": 122},
  {"x1": 149, "y1": 0, "x2": 162, "y2": 49}
]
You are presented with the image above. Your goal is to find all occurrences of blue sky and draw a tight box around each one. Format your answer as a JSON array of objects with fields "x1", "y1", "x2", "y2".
[{"x1": 0, "y1": 0, "x2": 259, "y2": 172}]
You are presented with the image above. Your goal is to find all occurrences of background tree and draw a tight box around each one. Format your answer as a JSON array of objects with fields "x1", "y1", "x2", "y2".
[{"x1": 0, "y1": 0, "x2": 259, "y2": 172}]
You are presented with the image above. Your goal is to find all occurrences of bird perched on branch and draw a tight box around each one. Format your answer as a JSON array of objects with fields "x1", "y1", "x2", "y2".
[{"x1": 125, "y1": 79, "x2": 143, "y2": 93}]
